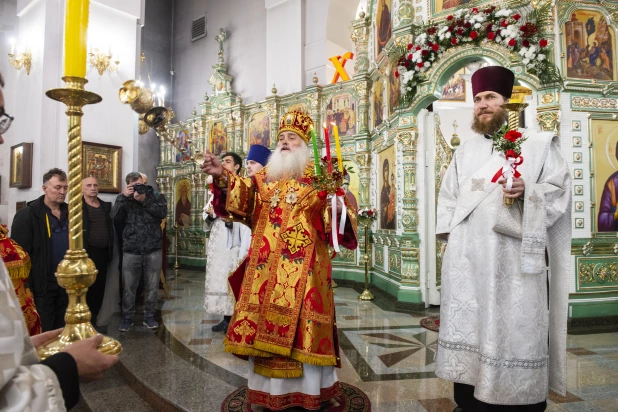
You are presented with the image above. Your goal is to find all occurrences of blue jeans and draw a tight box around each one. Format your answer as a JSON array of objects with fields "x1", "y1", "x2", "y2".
[{"x1": 122, "y1": 250, "x2": 162, "y2": 318}]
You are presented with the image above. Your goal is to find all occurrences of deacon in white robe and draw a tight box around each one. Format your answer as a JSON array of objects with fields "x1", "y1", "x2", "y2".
[
  {"x1": 436, "y1": 66, "x2": 571, "y2": 410},
  {"x1": 203, "y1": 152, "x2": 252, "y2": 333}
]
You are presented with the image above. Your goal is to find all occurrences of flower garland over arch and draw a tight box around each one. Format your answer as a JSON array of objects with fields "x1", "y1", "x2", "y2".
[{"x1": 396, "y1": 4, "x2": 563, "y2": 103}]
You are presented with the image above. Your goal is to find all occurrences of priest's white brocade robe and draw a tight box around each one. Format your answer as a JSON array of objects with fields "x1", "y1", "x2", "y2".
[
  {"x1": 203, "y1": 190, "x2": 251, "y2": 316},
  {"x1": 0, "y1": 261, "x2": 66, "y2": 411},
  {"x1": 435, "y1": 132, "x2": 571, "y2": 405}
]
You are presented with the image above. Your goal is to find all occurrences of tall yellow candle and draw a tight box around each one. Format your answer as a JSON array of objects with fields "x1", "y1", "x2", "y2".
[
  {"x1": 331, "y1": 122, "x2": 344, "y2": 172},
  {"x1": 64, "y1": 0, "x2": 90, "y2": 78}
]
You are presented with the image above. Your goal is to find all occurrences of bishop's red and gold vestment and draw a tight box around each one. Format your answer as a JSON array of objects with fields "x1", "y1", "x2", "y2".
[{"x1": 213, "y1": 165, "x2": 357, "y2": 382}]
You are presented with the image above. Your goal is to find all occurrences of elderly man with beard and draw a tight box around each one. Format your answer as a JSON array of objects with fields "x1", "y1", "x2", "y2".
[
  {"x1": 201, "y1": 110, "x2": 358, "y2": 411},
  {"x1": 436, "y1": 66, "x2": 571, "y2": 411}
]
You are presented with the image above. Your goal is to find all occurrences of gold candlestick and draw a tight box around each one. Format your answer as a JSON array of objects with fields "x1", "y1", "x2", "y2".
[
  {"x1": 358, "y1": 221, "x2": 374, "y2": 301},
  {"x1": 38, "y1": 77, "x2": 122, "y2": 359}
]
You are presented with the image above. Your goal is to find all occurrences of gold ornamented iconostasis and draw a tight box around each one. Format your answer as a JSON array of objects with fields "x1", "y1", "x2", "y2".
[{"x1": 158, "y1": 0, "x2": 618, "y2": 319}]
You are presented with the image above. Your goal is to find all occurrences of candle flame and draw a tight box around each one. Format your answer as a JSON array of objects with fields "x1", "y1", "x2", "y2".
[
  {"x1": 323, "y1": 123, "x2": 326, "y2": 128},
  {"x1": 330, "y1": 122, "x2": 336, "y2": 126}
]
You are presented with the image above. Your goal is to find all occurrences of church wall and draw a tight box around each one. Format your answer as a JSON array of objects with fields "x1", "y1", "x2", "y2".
[{"x1": 172, "y1": 0, "x2": 267, "y2": 121}]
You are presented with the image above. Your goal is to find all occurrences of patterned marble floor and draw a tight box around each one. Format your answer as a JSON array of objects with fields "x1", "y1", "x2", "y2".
[{"x1": 160, "y1": 270, "x2": 618, "y2": 411}]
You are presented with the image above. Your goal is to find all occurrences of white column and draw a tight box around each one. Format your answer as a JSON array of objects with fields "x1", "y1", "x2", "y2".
[{"x1": 265, "y1": 0, "x2": 302, "y2": 96}]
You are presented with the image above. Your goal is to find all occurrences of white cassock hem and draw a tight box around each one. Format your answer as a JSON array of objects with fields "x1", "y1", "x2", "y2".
[{"x1": 246, "y1": 357, "x2": 339, "y2": 411}]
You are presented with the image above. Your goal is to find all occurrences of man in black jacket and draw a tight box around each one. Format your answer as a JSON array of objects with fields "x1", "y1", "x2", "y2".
[
  {"x1": 111, "y1": 172, "x2": 167, "y2": 332},
  {"x1": 12, "y1": 168, "x2": 70, "y2": 332},
  {"x1": 82, "y1": 176, "x2": 114, "y2": 331}
]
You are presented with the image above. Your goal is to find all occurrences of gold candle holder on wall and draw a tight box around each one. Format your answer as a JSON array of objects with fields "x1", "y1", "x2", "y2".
[{"x1": 37, "y1": 77, "x2": 122, "y2": 359}]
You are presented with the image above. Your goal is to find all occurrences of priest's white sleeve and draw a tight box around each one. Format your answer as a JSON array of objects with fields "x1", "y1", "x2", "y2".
[
  {"x1": 436, "y1": 152, "x2": 460, "y2": 242},
  {"x1": 0, "y1": 263, "x2": 67, "y2": 412}
]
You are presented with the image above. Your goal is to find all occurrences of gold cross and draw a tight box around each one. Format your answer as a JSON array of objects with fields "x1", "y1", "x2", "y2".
[
  {"x1": 285, "y1": 187, "x2": 298, "y2": 207},
  {"x1": 270, "y1": 189, "x2": 281, "y2": 209},
  {"x1": 280, "y1": 223, "x2": 313, "y2": 254},
  {"x1": 233, "y1": 319, "x2": 256, "y2": 343}
]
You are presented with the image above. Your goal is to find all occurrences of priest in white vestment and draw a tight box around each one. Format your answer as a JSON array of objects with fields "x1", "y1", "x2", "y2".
[
  {"x1": 203, "y1": 152, "x2": 252, "y2": 333},
  {"x1": 436, "y1": 66, "x2": 571, "y2": 411}
]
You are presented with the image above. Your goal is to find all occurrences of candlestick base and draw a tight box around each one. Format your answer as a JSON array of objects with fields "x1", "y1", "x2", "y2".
[{"x1": 358, "y1": 288, "x2": 375, "y2": 301}]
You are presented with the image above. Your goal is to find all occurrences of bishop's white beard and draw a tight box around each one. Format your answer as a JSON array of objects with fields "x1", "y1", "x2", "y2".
[{"x1": 266, "y1": 144, "x2": 311, "y2": 182}]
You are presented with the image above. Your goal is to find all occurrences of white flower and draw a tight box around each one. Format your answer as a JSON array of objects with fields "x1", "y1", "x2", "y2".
[
  {"x1": 537, "y1": 54, "x2": 546, "y2": 61},
  {"x1": 429, "y1": 55, "x2": 435, "y2": 61},
  {"x1": 403, "y1": 71, "x2": 415, "y2": 82},
  {"x1": 496, "y1": 36, "x2": 502, "y2": 42},
  {"x1": 500, "y1": 29, "x2": 508, "y2": 37},
  {"x1": 424, "y1": 61, "x2": 431, "y2": 68},
  {"x1": 522, "y1": 58, "x2": 530, "y2": 64},
  {"x1": 495, "y1": 9, "x2": 512, "y2": 17},
  {"x1": 439, "y1": 34, "x2": 444, "y2": 40},
  {"x1": 445, "y1": 32, "x2": 452, "y2": 38},
  {"x1": 528, "y1": 45, "x2": 537, "y2": 53},
  {"x1": 474, "y1": 23, "x2": 481, "y2": 29},
  {"x1": 519, "y1": 47, "x2": 528, "y2": 56}
]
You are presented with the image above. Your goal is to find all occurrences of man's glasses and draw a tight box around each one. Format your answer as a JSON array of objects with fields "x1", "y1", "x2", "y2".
[{"x1": 0, "y1": 112, "x2": 14, "y2": 134}]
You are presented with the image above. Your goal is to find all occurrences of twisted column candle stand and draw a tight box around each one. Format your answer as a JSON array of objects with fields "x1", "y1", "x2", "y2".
[
  {"x1": 38, "y1": 77, "x2": 122, "y2": 358},
  {"x1": 358, "y1": 220, "x2": 374, "y2": 301}
]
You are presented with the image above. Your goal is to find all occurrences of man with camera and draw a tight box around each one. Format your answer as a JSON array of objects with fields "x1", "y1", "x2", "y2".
[{"x1": 111, "y1": 172, "x2": 167, "y2": 332}]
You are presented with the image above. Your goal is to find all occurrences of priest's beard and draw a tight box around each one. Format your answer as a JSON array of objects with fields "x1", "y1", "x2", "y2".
[
  {"x1": 266, "y1": 144, "x2": 311, "y2": 182},
  {"x1": 471, "y1": 107, "x2": 509, "y2": 135}
]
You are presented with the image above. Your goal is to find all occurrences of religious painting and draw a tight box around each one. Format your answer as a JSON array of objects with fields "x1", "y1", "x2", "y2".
[
  {"x1": 9, "y1": 143, "x2": 32, "y2": 188},
  {"x1": 564, "y1": 10, "x2": 616, "y2": 81},
  {"x1": 288, "y1": 103, "x2": 309, "y2": 114},
  {"x1": 378, "y1": 145, "x2": 397, "y2": 230},
  {"x1": 434, "y1": 0, "x2": 473, "y2": 13},
  {"x1": 248, "y1": 111, "x2": 271, "y2": 147},
  {"x1": 174, "y1": 178, "x2": 192, "y2": 228},
  {"x1": 388, "y1": 61, "x2": 400, "y2": 116},
  {"x1": 373, "y1": 79, "x2": 384, "y2": 129},
  {"x1": 82, "y1": 142, "x2": 122, "y2": 193},
  {"x1": 325, "y1": 93, "x2": 357, "y2": 137},
  {"x1": 440, "y1": 68, "x2": 466, "y2": 101},
  {"x1": 376, "y1": 0, "x2": 392, "y2": 57},
  {"x1": 342, "y1": 159, "x2": 360, "y2": 211},
  {"x1": 591, "y1": 119, "x2": 618, "y2": 232},
  {"x1": 209, "y1": 121, "x2": 227, "y2": 156},
  {"x1": 175, "y1": 130, "x2": 191, "y2": 162}
]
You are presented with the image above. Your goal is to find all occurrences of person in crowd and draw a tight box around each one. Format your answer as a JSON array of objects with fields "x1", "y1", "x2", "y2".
[
  {"x1": 12, "y1": 168, "x2": 69, "y2": 332},
  {"x1": 82, "y1": 176, "x2": 114, "y2": 332},
  {"x1": 245, "y1": 144, "x2": 271, "y2": 177},
  {"x1": 201, "y1": 110, "x2": 358, "y2": 410},
  {"x1": 111, "y1": 172, "x2": 167, "y2": 332},
  {"x1": 436, "y1": 65, "x2": 571, "y2": 411}
]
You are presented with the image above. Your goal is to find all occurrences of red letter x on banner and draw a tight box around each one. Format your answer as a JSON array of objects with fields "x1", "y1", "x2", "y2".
[{"x1": 329, "y1": 52, "x2": 354, "y2": 83}]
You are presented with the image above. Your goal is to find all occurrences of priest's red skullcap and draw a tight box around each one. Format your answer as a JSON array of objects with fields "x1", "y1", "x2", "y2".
[{"x1": 471, "y1": 66, "x2": 515, "y2": 98}]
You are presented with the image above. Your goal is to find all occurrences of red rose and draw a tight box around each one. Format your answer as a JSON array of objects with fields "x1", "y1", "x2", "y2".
[
  {"x1": 395, "y1": 70, "x2": 399, "y2": 78},
  {"x1": 508, "y1": 38, "x2": 517, "y2": 47},
  {"x1": 368, "y1": 210, "x2": 374, "y2": 216},
  {"x1": 407, "y1": 43, "x2": 413, "y2": 50},
  {"x1": 487, "y1": 32, "x2": 496, "y2": 40},
  {"x1": 501, "y1": 19, "x2": 509, "y2": 27},
  {"x1": 486, "y1": 23, "x2": 493, "y2": 32},
  {"x1": 504, "y1": 130, "x2": 523, "y2": 142},
  {"x1": 505, "y1": 149, "x2": 519, "y2": 158},
  {"x1": 416, "y1": 45, "x2": 422, "y2": 51},
  {"x1": 404, "y1": 60, "x2": 411, "y2": 68},
  {"x1": 451, "y1": 37, "x2": 458, "y2": 45},
  {"x1": 470, "y1": 30, "x2": 478, "y2": 39},
  {"x1": 520, "y1": 22, "x2": 539, "y2": 38},
  {"x1": 539, "y1": 38, "x2": 548, "y2": 47},
  {"x1": 457, "y1": 28, "x2": 464, "y2": 35},
  {"x1": 464, "y1": 22, "x2": 472, "y2": 28},
  {"x1": 432, "y1": 43, "x2": 439, "y2": 51},
  {"x1": 522, "y1": 39, "x2": 530, "y2": 47},
  {"x1": 421, "y1": 49, "x2": 429, "y2": 56},
  {"x1": 472, "y1": 7, "x2": 479, "y2": 13},
  {"x1": 446, "y1": 15, "x2": 453, "y2": 21},
  {"x1": 407, "y1": 53, "x2": 412, "y2": 60},
  {"x1": 417, "y1": 62, "x2": 424, "y2": 68},
  {"x1": 448, "y1": 25, "x2": 454, "y2": 32},
  {"x1": 427, "y1": 27, "x2": 438, "y2": 35},
  {"x1": 513, "y1": 14, "x2": 521, "y2": 20}
]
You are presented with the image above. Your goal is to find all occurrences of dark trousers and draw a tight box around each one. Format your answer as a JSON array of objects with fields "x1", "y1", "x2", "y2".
[
  {"x1": 86, "y1": 246, "x2": 109, "y2": 326},
  {"x1": 122, "y1": 250, "x2": 162, "y2": 318},
  {"x1": 35, "y1": 279, "x2": 69, "y2": 332},
  {"x1": 118, "y1": 246, "x2": 145, "y2": 308},
  {"x1": 454, "y1": 383, "x2": 547, "y2": 411}
]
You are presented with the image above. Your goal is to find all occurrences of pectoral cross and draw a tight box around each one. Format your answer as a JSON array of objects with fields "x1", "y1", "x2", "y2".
[{"x1": 270, "y1": 189, "x2": 281, "y2": 209}]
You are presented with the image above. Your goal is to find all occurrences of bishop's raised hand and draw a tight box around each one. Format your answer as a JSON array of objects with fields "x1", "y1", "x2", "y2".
[{"x1": 200, "y1": 150, "x2": 223, "y2": 177}]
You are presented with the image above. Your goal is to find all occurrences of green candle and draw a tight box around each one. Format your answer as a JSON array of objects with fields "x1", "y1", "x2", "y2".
[{"x1": 310, "y1": 127, "x2": 322, "y2": 176}]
